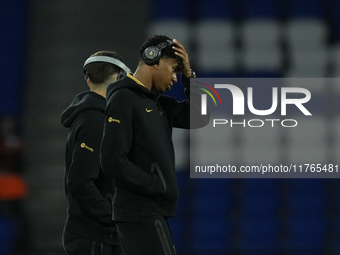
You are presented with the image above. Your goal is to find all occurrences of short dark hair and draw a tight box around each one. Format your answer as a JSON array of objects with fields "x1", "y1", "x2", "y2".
[
  {"x1": 84, "y1": 51, "x2": 123, "y2": 84},
  {"x1": 139, "y1": 35, "x2": 183, "y2": 72}
]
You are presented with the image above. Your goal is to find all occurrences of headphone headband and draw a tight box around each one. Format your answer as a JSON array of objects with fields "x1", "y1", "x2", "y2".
[{"x1": 83, "y1": 56, "x2": 131, "y2": 74}]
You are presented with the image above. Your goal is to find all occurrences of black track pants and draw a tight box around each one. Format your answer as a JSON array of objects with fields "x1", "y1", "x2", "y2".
[
  {"x1": 63, "y1": 231, "x2": 123, "y2": 255},
  {"x1": 116, "y1": 215, "x2": 177, "y2": 255}
]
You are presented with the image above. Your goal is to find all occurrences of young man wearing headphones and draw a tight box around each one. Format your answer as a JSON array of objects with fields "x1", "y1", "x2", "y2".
[
  {"x1": 61, "y1": 51, "x2": 130, "y2": 255},
  {"x1": 100, "y1": 35, "x2": 208, "y2": 255}
]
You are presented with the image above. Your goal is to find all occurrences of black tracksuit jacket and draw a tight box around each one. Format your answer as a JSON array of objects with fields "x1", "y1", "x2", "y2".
[
  {"x1": 101, "y1": 74, "x2": 208, "y2": 222},
  {"x1": 61, "y1": 91, "x2": 119, "y2": 245}
]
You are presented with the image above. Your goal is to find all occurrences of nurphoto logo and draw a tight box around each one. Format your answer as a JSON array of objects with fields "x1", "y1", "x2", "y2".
[{"x1": 197, "y1": 81, "x2": 312, "y2": 128}]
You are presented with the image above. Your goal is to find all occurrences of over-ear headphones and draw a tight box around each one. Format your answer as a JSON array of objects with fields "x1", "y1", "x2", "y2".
[
  {"x1": 142, "y1": 39, "x2": 174, "y2": 66},
  {"x1": 83, "y1": 56, "x2": 131, "y2": 75}
]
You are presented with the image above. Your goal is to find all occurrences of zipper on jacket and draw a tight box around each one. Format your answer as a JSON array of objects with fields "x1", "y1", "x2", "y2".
[{"x1": 156, "y1": 100, "x2": 175, "y2": 163}]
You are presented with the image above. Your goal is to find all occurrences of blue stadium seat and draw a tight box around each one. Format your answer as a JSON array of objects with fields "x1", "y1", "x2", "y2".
[
  {"x1": 194, "y1": 178, "x2": 231, "y2": 196},
  {"x1": 288, "y1": 179, "x2": 326, "y2": 195},
  {"x1": 192, "y1": 179, "x2": 231, "y2": 220},
  {"x1": 0, "y1": 216, "x2": 17, "y2": 255},
  {"x1": 243, "y1": 0, "x2": 282, "y2": 19},
  {"x1": 193, "y1": 195, "x2": 230, "y2": 220},
  {"x1": 239, "y1": 180, "x2": 281, "y2": 252},
  {"x1": 284, "y1": 179, "x2": 328, "y2": 253},
  {"x1": 331, "y1": 1, "x2": 340, "y2": 41},
  {"x1": 241, "y1": 194, "x2": 279, "y2": 219},
  {"x1": 151, "y1": 0, "x2": 190, "y2": 20},
  {"x1": 168, "y1": 217, "x2": 185, "y2": 253},
  {"x1": 190, "y1": 178, "x2": 231, "y2": 254},
  {"x1": 288, "y1": 194, "x2": 326, "y2": 219},
  {"x1": 174, "y1": 171, "x2": 190, "y2": 212},
  {"x1": 191, "y1": 219, "x2": 230, "y2": 255},
  {"x1": 0, "y1": 52, "x2": 22, "y2": 75},
  {"x1": 286, "y1": 218, "x2": 327, "y2": 251},
  {"x1": 0, "y1": 0, "x2": 27, "y2": 23},
  {"x1": 0, "y1": 0, "x2": 28, "y2": 117},
  {"x1": 240, "y1": 218, "x2": 279, "y2": 250},
  {"x1": 196, "y1": 0, "x2": 236, "y2": 20},
  {"x1": 286, "y1": 0, "x2": 326, "y2": 18},
  {"x1": 170, "y1": 172, "x2": 191, "y2": 254},
  {"x1": 242, "y1": 179, "x2": 280, "y2": 194},
  {"x1": 334, "y1": 179, "x2": 340, "y2": 209},
  {"x1": 176, "y1": 171, "x2": 189, "y2": 190},
  {"x1": 0, "y1": 95, "x2": 20, "y2": 117},
  {"x1": 334, "y1": 219, "x2": 340, "y2": 253}
]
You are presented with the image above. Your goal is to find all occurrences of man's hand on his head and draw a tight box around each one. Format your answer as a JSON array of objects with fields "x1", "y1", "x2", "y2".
[{"x1": 172, "y1": 39, "x2": 191, "y2": 77}]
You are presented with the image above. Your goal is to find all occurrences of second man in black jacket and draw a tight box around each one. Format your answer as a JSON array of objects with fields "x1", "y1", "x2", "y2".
[
  {"x1": 101, "y1": 35, "x2": 209, "y2": 255},
  {"x1": 62, "y1": 50, "x2": 130, "y2": 255}
]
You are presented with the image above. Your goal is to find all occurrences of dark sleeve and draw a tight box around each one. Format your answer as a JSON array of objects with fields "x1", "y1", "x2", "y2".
[
  {"x1": 160, "y1": 75, "x2": 210, "y2": 129},
  {"x1": 100, "y1": 89, "x2": 165, "y2": 198},
  {"x1": 66, "y1": 111, "x2": 113, "y2": 224}
]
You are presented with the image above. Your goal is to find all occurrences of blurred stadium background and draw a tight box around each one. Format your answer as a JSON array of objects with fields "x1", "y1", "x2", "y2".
[{"x1": 0, "y1": 0, "x2": 340, "y2": 254}]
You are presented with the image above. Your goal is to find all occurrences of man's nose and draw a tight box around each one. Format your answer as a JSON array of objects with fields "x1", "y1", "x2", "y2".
[{"x1": 172, "y1": 73, "x2": 177, "y2": 83}]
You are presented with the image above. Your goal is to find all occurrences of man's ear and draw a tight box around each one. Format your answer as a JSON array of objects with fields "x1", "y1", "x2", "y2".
[
  {"x1": 86, "y1": 78, "x2": 91, "y2": 88},
  {"x1": 153, "y1": 63, "x2": 160, "y2": 70}
]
